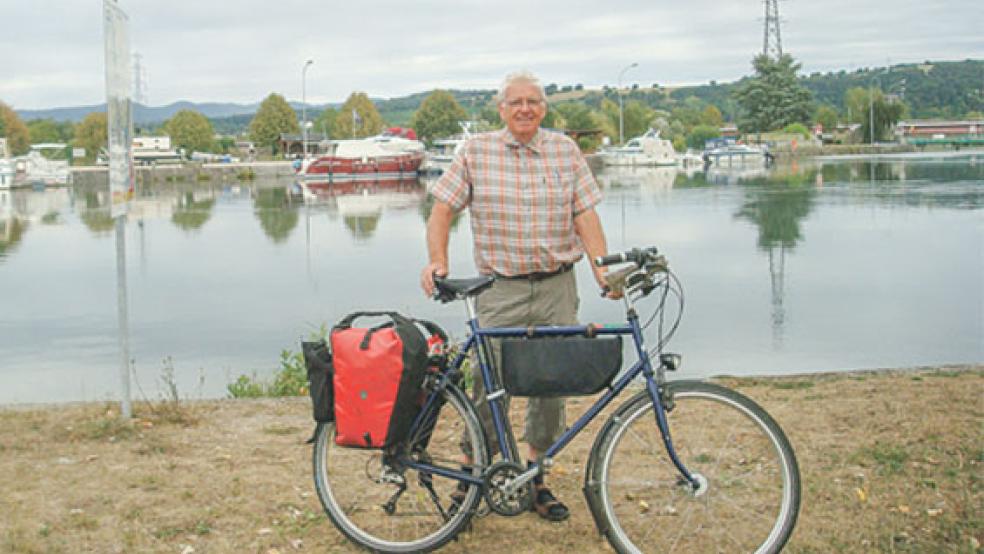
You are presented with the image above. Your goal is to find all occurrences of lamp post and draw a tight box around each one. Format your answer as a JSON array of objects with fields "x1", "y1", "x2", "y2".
[
  {"x1": 302, "y1": 59, "x2": 313, "y2": 159},
  {"x1": 869, "y1": 76, "x2": 880, "y2": 146},
  {"x1": 618, "y1": 62, "x2": 638, "y2": 145}
]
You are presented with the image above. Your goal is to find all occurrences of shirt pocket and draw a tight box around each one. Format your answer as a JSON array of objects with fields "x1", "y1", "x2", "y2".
[{"x1": 541, "y1": 164, "x2": 573, "y2": 211}]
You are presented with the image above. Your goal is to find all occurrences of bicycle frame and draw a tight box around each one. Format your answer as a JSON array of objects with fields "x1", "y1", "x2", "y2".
[{"x1": 402, "y1": 292, "x2": 699, "y2": 492}]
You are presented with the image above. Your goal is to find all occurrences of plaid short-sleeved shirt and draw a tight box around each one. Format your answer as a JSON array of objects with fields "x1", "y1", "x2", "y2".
[{"x1": 430, "y1": 128, "x2": 602, "y2": 277}]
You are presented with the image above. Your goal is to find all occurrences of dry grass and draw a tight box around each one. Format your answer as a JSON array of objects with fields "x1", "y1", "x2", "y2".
[{"x1": 1, "y1": 365, "x2": 980, "y2": 553}]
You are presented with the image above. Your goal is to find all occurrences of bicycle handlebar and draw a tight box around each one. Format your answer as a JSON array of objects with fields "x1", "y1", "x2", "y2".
[{"x1": 595, "y1": 247, "x2": 659, "y2": 268}]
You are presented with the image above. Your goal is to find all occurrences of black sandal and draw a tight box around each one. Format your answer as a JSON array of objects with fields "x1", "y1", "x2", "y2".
[{"x1": 532, "y1": 486, "x2": 570, "y2": 522}]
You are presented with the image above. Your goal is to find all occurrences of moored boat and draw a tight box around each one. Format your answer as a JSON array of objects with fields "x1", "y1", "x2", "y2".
[
  {"x1": 298, "y1": 129, "x2": 424, "y2": 183},
  {"x1": 21, "y1": 144, "x2": 72, "y2": 186},
  {"x1": 0, "y1": 159, "x2": 14, "y2": 189},
  {"x1": 702, "y1": 138, "x2": 773, "y2": 166},
  {"x1": 598, "y1": 129, "x2": 677, "y2": 167}
]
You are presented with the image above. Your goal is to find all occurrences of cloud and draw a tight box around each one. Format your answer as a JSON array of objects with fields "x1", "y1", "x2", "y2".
[{"x1": 1, "y1": 0, "x2": 981, "y2": 109}]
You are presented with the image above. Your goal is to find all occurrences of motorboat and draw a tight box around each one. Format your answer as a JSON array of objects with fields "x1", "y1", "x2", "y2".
[
  {"x1": 676, "y1": 150, "x2": 706, "y2": 170},
  {"x1": 421, "y1": 122, "x2": 475, "y2": 175},
  {"x1": 0, "y1": 159, "x2": 14, "y2": 189},
  {"x1": 421, "y1": 137, "x2": 465, "y2": 175},
  {"x1": 298, "y1": 128, "x2": 424, "y2": 183},
  {"x1": 21, "y1": 143, "x2": 72, "y2": 186},
  {"x1": 702, "y1": 138, "x2": 773, "y2": 166},
  {"x1": 598, "y1": 129, "x2": 677, "y2": 167}
]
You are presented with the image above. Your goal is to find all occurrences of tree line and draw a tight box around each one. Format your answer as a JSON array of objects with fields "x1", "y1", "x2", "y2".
[{"x1": 2, "y1": 59, "x2": 979, "y2": 161}]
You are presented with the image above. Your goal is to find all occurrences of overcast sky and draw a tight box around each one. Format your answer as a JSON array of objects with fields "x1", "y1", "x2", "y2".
[{"x1": 2, "y1": 0, "x2": 982, "y2": 110}]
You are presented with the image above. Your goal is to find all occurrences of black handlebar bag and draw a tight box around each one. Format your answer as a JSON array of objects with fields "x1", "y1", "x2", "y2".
[
  {"x1": 500, "y1": 336, "x2": 623, "y2": 397},
  {"x1": 331, "y1": 311, "x2": 444, "y2": 449}
]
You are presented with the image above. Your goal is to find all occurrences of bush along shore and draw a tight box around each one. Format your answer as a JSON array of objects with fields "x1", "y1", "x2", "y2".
[{"x1": 0, "y1": 364, "x2": 980, "y2": 553}]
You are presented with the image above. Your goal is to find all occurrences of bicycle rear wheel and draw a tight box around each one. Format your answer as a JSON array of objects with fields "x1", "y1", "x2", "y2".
[
  {"x1": 588, "y1": 380, "x2": 800, "y2": 553},
  {"x1": 313, "y1": 383, "x2": 487, "y2": 553}
]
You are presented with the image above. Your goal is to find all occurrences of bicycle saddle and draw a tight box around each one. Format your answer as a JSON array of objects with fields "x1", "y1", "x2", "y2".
[{"x1": 434, "y1": 275, "x2": 495, "y2": 300}]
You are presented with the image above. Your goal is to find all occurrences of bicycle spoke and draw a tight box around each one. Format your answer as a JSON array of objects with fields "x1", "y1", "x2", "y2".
[{"x1": 595, "y1": 385, "x2": 799, "y2": 554}]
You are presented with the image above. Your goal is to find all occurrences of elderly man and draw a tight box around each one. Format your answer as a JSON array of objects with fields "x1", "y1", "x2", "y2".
[{"x1": 420, "y1": 70, "x2": 611, "y2": 522}]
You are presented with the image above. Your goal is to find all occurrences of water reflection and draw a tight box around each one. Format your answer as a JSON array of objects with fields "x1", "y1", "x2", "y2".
[
  {"x1": 733, "y1": 178, "x2": 818, "y2": 348},
  {"x1": 301, "y1": 179, "x2": 425, "y2": 241},
  {"x1": 0, "y1": 187, "x2": 73, "y2": 259},
  {"x1": 1, "y1": 157, "x2": 981, "y2": 403},
  {"x1": 595, "y1": 166, "x2": 678, "y2": 190},
  {"x1": 171, "y1": 193, "x2": 216, "y2": 232},
  {"x1": 254, "y1": 187, "x2": 298, "y2": 242}
]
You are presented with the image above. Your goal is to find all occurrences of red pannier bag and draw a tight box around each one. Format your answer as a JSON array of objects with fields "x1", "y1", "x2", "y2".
[{"x1": 331, "y1": 311, "x2": 438, "y2": 449}]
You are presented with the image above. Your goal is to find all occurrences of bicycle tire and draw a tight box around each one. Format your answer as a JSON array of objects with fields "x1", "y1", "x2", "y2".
[
  {"x1": 313, "y1": 383, "x2": 488, "y2": 553},
  {"x1": 585, "y1": 380, "x2": 800, "y2": 553}
]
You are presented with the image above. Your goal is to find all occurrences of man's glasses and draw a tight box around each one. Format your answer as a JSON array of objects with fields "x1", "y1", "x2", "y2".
[{"x1": 504, "y1": 98, "x2": 545, "y2": 109}]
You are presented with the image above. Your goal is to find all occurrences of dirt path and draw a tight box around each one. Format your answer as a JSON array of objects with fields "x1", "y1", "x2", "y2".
[{"x1": 1, "y1": 365, "x2": 980, "y2": 553}]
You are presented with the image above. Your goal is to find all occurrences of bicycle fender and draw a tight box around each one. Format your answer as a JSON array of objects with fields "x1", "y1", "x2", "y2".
[{"x1": 582, "y1": 390, "x2": 651, "y2": 537}]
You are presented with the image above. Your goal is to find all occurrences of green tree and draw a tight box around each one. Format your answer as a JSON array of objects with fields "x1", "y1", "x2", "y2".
[
  {"x1": 479, "y1": 103, "x2": 501, "y2": 127},
  {"x1": 163, "y1": 109, "x2": 215, "y2": 154},
  {"x1": 0, "y1": 102, "x2": 31, "y2": 155},
  {"x1": 73, "y1": 112, "x2": 108, "y2": 163},
  {"x1": 553, "y1": 102, "x2": 608, "y2": 150},
  {"x1": 622, "y1": 100, "x2": 655, "y2": 140},
  {"x1": 540, "y1": 106, "x2": 561, "y2": 130},
  {"x1": 686, "y1": 124, "x2": 721, "y2": 150},
  {"x1": 553, "y1": 102, "x2": 597, "y2": 131},
  {"x1": 313, "y1": 107, "x2": 337, "y2": 138},
  {"x1": 843, "y1": 87, "x2": 907, "y2": 143},
  {"x1": 700, "y1": 105, "x2": 724, "y2": 128},
  {"x1": 783, "y1": 122, "x2": 811, "y2": 138},
  {"x1": 27, "y1": 118, "x2": 73, "y2": 144},
  {"x1": 734, "y1": 54, "x2": 814, "y2": 134},
  {"x1": 333, "y1": 92, "x2": 384, "y2": 139},
  {"x1": 249, "y1": 93, "x2": 299, "y2": 155},
  {"x1": 670, "y1": 106, "x2": 702, "y2": 129},
  {"x1": 410, "y1": 90, "x2": 468, "y2": 143},
  {"x1": 814, "y1": 105, "x2": 839, "y2": 131},
  {"x1": 843, "y1": 87, "x2": 869, "y2": 125}
]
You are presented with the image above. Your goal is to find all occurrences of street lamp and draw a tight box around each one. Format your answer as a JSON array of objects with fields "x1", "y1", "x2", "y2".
[
  {"x1": 618, "y1": 62, "x2": 638, "y2": 145},
  {"x1": 869, "y1": 75, "x2": 880, "y2": 146},
  {"x1": 302, "y1": 59, "x2": 314, "y2": 159}
]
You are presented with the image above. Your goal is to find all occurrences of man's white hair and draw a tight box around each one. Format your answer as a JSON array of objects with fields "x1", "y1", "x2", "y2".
[{"x1": 495, "y1": 70, "x2": 547, "y2": 104}]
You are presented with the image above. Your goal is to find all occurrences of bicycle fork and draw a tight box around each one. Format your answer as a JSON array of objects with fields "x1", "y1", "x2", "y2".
[{"x1": 582, "y1": 316, "x2": 702, "y2": 537}]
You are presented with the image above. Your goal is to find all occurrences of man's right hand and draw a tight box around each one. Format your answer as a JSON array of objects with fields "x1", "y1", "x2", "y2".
[{"x1": 420, "y1": 262, "x2": 448, "y2": 298}]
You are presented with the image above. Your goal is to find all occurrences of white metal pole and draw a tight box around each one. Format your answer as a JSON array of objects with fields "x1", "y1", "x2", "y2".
[
  {"x1": 617, "y1": 62, "x2": 638, "y2": 145},
  {"x1": 302, "y1": 59, "x2": 313, "y2": 159}
]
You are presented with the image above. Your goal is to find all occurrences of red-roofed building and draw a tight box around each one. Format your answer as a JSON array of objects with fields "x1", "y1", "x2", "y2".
[{"x1": 896, "y1": 120, "x2": 984, "y2": 142}]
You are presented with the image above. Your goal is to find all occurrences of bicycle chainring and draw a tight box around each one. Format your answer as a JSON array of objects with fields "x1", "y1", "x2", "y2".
[{"x1": 483, "y1": 461, "x2": 534, "y2": 516}]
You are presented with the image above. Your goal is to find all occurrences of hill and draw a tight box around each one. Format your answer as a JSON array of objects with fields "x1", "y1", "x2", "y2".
[{"x1": 12, "y1": 59, "x2": 982, "y2": 134}]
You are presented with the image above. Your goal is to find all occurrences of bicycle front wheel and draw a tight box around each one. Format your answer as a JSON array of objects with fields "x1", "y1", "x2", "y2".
[
  {"x1": 589, "y1": 380, "x2": 800, "y2": 553},
  {"x1": 313, "y1": 383, "x2": 487, "y2": 553}
]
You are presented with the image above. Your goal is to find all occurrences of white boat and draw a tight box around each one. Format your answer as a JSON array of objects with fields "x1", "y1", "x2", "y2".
[
  {"x1": 702, "y1": 138, "x2": 773, "y2": 166},
  {"x1": 676, "y1": 150, "x2": 706, "y2": 170},
  {"x1": 0, "y1": 159, "x2": 14, "y2": 189},
  {"x1": 421, "y1": 122, "x2": 475, "y2": 175},
  {"x1": 21, "y1": 143, "x2": 72, "y2": 186},
  {"x1": 598, "y1": 129, "x2": 677, "y2": 167}
]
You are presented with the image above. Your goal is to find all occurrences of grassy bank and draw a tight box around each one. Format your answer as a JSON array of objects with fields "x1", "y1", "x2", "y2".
[{"x1": 1, "y1": 365, "x2": 980, "y2": 553}]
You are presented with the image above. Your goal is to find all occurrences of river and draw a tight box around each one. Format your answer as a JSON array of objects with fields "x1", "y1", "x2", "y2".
[{"x1": 0, "y1": 153, "x2": 981, "y2": 404}]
